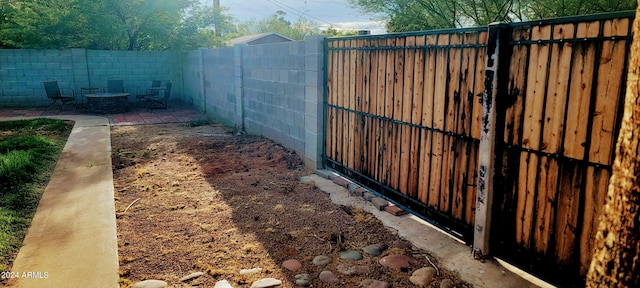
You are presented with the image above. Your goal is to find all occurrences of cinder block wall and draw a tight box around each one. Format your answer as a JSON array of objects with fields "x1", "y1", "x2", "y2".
[
  {"x1": 189, "y1": 36, "x2": 325, "y2": 168},
  {"x1": 86, "y1": 50, "x2": 181, "y2": 102},
  {"x1": 0, "y1": 49, "x2": 182, "y2": 107},
  {"x1": 0, "y1": 49, "x2": 75, "y2": 107},
  {"x1": 201, "y1": 47, "x2": 238, "y2": 127}
]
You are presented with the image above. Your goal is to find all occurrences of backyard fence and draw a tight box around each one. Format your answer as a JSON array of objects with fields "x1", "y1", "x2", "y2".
[{"x1": 323, "y1": 11, "x2": 634, "y2": 287}]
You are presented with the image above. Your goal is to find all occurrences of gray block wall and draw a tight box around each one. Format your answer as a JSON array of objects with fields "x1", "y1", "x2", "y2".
[
  {"x1": 0, "y1": 48, "x2": 182, "y2": 107},
  {"x1": 0, "y1": 49, "x2": 75, "y2": 107},
  {"x1": 86, "y1": 50, "x2": 182, "y2": 102},
  {"x1": 201, "y1": 47, "x2": 239, "y2": 127},
  {"x1": 189, "y1": 36, "x2": 326, "y2": 168}
]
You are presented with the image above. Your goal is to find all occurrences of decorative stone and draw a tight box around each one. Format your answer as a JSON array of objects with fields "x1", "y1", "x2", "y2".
[
  {"x1": 312, "y1": 255, "x2": 332, "y2": 266},
  {"x1": 295, "y1": 273, "x2": 311, "y2": 286},
  {"x1": 318, "y1": 270, "x2": 339, "y2": 283},
  {"x1": 131, "y1": 280, "x2": 168, "y2": 288},
  {"x1": 440, "y1": 278, "x2": 455, "y2": 288},
  {"x1": 360, "y1": 279, "x2": 391, "y2": 288},
  {"x1": 332, "y1": 177, "x2": 350, "y2": 187},
  {"x1": 179, "y1": 271, "x2": 204, "y2": 282},
  {"x1": 250, "y1": 278, "x2": 282, "y2": 288},
  {"x1": 379, "y1": 254, "x2": 411, "y2": 271},
  {"x1": 239, "y1": 267, "x2": 262, "y2": 275},
  {"x1": 282, "y1": 259, "x2": 302, "y2": 271},
  {"x1": 362, "y1": 192, "x2": 375, "y2": 201},
  {"x1": 409, "y1": 267, "x2": 437, "y2": 287},
  {"x1": 362, "y1": 243, "x2": 388, "y2": 256},
  {"x1": 214, "y1": 280, "x2": 234, "y2": 288},
  {"x1": 336, "y1": 264, "x2": 370, "y2": 275},
  {"x1": 370, "y1": 197, "x2": 389, "y2": 210},
  {"x1": 384, "y1": 205, "x2": 407, "y2": 216},
  {"x1": 340, "y1": 250, "x2": 363, "y2": 260}
]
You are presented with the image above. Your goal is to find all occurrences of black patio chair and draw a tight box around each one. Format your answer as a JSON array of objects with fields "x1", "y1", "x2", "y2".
[
  {"x1": 106, "y1": 78, "x2": 124, "y2": 93},
  {"x1": 145, "y1": 81, "x2": 172, "y2": 110},
  {"x1": 43, "y1": 80, "x2": 75, "y2": 111},
  {"x1": 136, "y1": 79, "x2": 162, "y2": 105}
]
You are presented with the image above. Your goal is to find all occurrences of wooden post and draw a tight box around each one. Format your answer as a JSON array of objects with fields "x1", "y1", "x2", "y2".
[{"x1": 473, "y1": 23, "x2": 509, "y2": 258}]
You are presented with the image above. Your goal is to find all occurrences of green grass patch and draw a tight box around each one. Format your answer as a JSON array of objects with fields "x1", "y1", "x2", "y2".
[{"x1": 0, "y1": 118, "x2": 72, "y2": 271}]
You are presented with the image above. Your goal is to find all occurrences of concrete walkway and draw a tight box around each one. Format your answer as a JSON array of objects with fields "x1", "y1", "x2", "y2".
[{"x1": 6, "y1": 116, "x2": 118, "y2": 288}]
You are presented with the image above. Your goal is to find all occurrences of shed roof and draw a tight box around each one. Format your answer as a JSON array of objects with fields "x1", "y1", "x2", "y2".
[{"x1": 227, "y1": 32, "x2": 294, "y2": 46}]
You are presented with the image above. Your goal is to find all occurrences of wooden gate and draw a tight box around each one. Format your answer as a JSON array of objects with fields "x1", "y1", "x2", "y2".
[
  {"x1": 492, "y1": 12, "x2": 633, "y2": 286},
  {"x1": 324, "y1": 29, "x2": 488, "y2": 243}
]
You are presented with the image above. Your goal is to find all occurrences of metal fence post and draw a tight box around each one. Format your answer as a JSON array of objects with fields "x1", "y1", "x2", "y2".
[{"x1": 474, "y1": 22, "x2": 509, "y2": 258}]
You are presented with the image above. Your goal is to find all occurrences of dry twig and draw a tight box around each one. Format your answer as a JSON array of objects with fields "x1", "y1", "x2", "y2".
[{"x1": 123, "y1": 198, "x2": 141, "y2": 214}]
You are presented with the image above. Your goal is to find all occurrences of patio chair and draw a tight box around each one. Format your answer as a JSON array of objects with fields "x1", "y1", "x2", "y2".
[
  {"x1": 106, "y1": 78, "x2": 124, "y2": 93},
  {"x1": 136, "y1": 79, "x2": 162, "y2": 105},
  {"x1": 43, "y1": 80, "x2": 75, "y2": 111},
  {"x1": 145, "y1": 81, "x2": 172, "y2": 110}
]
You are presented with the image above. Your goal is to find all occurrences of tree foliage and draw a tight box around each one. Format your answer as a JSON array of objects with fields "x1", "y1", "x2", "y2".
[
  {"x1": 349, "y1": 0, "x2": 637, "y2": 31},
  {"x1": 0, "y1": 0, "x2": 234, "y2": 50},
  {"x1": 234, "y1": 10, "x2": 319, "y2": 41}
]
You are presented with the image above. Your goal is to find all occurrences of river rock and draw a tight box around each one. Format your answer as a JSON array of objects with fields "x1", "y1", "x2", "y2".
[
  {"x1": 440, "y1": 278, "x2": 455, "y2": 288},
  {"x1": 362, "y1": 243, "x2": 388, "y2": 256},
  {"x1": 318, "y1": 270, "x2": 339, "y2": 283},
  {"x1": 312, "y1": 255, "x2": 332, "y2": 266},
  {"x1": 340, "y1": 250, "x2": 363, "y2": 260},
  {"x1": 214, "y1": 280, "x2": 234, "y2": 288},
  {"x1": 282, "y1": 259, "x2": 302, "y2": 271},
  {"x1": 250, "y1": 278, "x2": 282, "y2": 288},
  {"x1": 179, "y1": 272, "x2": 204, "y2": 282},
  {"x1": 379, "y1": 254, "x2": 411, "y2": 270},
  {"x1": 295, "y1": 274, "x2": 311, "y2": 286},
  {"x1": 409, "y1": 267, "x2": 437, "y2": 287},
  {"x1": 131, "y1": 280, "x2": 168, "y2": 288},
  {"x1": 360, "y1": 279, "x2": 391, "y2": 288}
]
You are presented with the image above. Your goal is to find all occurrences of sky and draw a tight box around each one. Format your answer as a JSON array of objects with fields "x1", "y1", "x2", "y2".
[{"x1": 215, "y1": 0, "x2": 387, "y2": 34}]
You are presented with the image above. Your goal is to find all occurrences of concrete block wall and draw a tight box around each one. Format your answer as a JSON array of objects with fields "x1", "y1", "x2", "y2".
[
  {"x1": 0, "y1": 49, "x2": 75, "y2": 107},
  {"x1": 0, "y1": 48, "x2": 183, "y2": 106},
  {"x1": 242, "y1": 40, "x2": 307, "y2": 154},
  {"x1": 188, "y1": 36, "x2": 326, "y2": 168},
  {"x1": 181, "y1": 50, "x2": 201, "y2": 106},
  {"x1": 86, "y1": 50, "x2": 182, "y2": 102},
  {"x1": 201, "y1": 47, "x2": 238, "y2": 127}
]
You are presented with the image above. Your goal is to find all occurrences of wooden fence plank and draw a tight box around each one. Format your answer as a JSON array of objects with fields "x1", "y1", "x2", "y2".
[
  {"x1": 418, "y1": 35, "x2": 438, "y2": 204},
  {"x1": 589, "y1": 19, "x2": 629, "y2": 165},
  {"x1": 429, "y1": 34, "x2": 449, "y2": 209},
  {"x1": 354, "y1": 39, "x2": 364, "y2": 173},
  {"x1": 400, "y1": 36, "x2": 416, "y2": 195},
  {"x1": 516, "y1": 24, "x2": 551, "y2": 247},
  {"x1": 553, "y1": 161, "x2": 581, "y2": 266},
  {"x1": 578, "y1": 167, "x2": 610, "y2": 274},
  {"x1": 383, "y1": 38, "x2": 397, "y2": 185},
  {"x1": 441, "y1": 32, "x2": 463, "y2": 214},
  {"x1": 348, "y1": 39, "x2": 357, "y2": 170},
  {"x1": 390, "y1": 37, "x2": 406, "y2": 191},
  {"x1": 471, "y1": 31, "x2": 488, "y2": 140},
  {"x1": 504, "y1": 28, "x2": 529, "y2": 146},
  {"x1": 563, "y1": 21, "x2": 600, "y2": 160},
  {"x1": 533, "y1": 23, "x2": 574, "y2": 254},
  {"x1": 409, "y1": 35, "x2": 426, "y2": 199}
]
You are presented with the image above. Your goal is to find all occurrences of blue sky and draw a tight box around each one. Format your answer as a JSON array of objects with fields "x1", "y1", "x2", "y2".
[{"x1": 216, "y1": 0, "x2": 386, "y2": 34}]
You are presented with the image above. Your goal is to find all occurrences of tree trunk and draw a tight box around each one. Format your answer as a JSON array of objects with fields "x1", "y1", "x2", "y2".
[{"x1": 585, "y1": 3, "x2": 640, "y2": 287}]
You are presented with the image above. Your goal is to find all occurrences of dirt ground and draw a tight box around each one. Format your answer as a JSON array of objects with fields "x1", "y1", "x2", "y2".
[{"x1": 111, "y1": 123, "x2": 470, "y2": 287}]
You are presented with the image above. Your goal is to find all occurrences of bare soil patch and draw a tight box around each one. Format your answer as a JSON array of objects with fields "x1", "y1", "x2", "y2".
[{"x1": 111, "y1": 123, "x2": 469, "y2": 287}]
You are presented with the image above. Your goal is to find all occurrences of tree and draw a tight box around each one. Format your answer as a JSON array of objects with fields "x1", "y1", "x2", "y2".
[
  {"x1": 348, "y1": 0, "x2": 636, "y2": 31},
  {"x1": 321, "y1": 26, "x2": 359, "y2": 37},
  {"x1": 234, "y1": 10, "x2": 319, "y2": 40},
  {"x1": 0, "y1": 0, "x2": 232, "y2": 50},
  {"x1": 585, "y1": 2, "x2": 640, "y2": 287}
]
